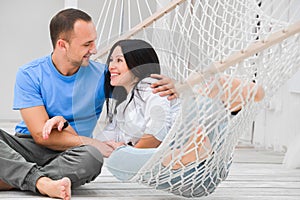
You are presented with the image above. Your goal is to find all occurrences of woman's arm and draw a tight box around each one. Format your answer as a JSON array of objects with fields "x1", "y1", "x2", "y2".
[
  {"x1": 134, "y1": 134, "x2": 161, "y2": 148},
  {"x1": 134, "y1": 78, "x2": 173, "y2": 148}
]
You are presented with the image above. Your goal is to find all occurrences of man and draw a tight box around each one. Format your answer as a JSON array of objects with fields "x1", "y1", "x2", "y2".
[{"x1": 0, "y1": 8, "x2": 176, "y2": 200}]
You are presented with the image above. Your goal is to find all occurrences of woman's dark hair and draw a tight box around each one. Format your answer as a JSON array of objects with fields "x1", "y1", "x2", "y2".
[{"x1": 104, "y1": 39, "x2": 161, "y2": 119}]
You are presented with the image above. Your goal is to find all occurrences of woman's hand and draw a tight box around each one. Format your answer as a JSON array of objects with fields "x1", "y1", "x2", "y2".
[
  {"x1": 42, "y1": 116, "x2": 67, "y2": 139},
  {"x1": 104, "y1": 140, "x2": 126, "y2": 150}
]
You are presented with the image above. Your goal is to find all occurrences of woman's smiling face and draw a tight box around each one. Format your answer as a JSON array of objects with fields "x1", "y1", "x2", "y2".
[{"x1": 108, "y1": 46, "x2": 136, "y2": 92}]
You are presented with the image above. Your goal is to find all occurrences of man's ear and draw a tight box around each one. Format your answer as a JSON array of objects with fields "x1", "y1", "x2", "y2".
[{"x1": 56, "y1": 39, "x2": 67, "y2": 50}]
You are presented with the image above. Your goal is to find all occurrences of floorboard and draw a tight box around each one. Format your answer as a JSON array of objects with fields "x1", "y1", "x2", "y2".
[{"x1": 0, "y1": 122, "x2": 299, "y2": 199}]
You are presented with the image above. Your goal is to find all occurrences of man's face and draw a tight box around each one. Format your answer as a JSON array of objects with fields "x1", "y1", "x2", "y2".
[{"x1": 64, "y1": 20, "x2": 97, "y2": 67}]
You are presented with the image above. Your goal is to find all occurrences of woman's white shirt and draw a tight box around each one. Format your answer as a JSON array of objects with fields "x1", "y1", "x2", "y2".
[{"x1": 97, "y1": 77, "x2": 180, "y2": 145}]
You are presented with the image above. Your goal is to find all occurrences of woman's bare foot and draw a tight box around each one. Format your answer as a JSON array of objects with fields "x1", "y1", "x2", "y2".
[
  {"x1": 36, "y1": 177, "x2": 71, "y2": 200},
  {"x1": 163, "y1": 128, "x2": 212, "y2": 169},
  {"x1": 0, "y1": 179, "x2": 13, "y2": 190}
]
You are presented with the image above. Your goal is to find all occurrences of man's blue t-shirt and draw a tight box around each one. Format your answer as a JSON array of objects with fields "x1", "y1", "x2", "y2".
[{"x1": 13, "y1": 55, "x2": 107, "y2": 137}]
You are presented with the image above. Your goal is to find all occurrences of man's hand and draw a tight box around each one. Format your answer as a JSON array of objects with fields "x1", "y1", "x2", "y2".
[
  {"x1": 43, "y1": 116, "x2": 68, "y2": 139},
  {"x1": 150, "y1": 74, "x2": 178, "y2": 100}
]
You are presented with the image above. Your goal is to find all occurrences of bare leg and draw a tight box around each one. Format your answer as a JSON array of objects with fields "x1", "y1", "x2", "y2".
[
  {"x1": 0, "y1": 179, "x2": 13, "y2": 190},
  {"x1": 163, "y1": 129, "x2": 212, "y2": 169},
  {"x1": 36, "y1": 177, "x2": 71, "y2": 200}
]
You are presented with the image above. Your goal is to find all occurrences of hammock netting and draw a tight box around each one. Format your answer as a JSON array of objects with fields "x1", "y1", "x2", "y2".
[{"x1": 93, "y1": 0, "x2": 300, "y2": 198}]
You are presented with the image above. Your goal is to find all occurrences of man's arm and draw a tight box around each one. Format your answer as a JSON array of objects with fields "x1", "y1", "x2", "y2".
[{"x1": 20, "y1": 106, "x2": 114, "y2": 157}]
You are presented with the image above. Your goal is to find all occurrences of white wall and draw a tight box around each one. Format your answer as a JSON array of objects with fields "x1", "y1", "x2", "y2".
[
  {"x1": 0, "y1": 0, "x2": 63, "y2": 120},
  {"x1": 252, "y1": 0, "x2": 300, "y2": 152},
  {"x1": 0, "y1": 0, "x2": 104, "y2": 120},
  {"x1": 254, "y1": 72, "x2": 300, "y2": 152}
]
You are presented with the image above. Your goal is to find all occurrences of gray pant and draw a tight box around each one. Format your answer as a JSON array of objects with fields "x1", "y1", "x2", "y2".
[{"x1": 0, "y1": 129, "x2": 103, "y2": 193}]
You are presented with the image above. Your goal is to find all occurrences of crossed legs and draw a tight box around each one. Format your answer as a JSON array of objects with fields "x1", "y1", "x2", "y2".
[
  {"x1": 0, "y1": 177, "x2": 71, "y2": 200},
  {"x1": 0, "y1": 137, "x2": 72, "y2": 199},
  {"x1": 0, "y1": 129, "x2": 103, "y2": 199}
]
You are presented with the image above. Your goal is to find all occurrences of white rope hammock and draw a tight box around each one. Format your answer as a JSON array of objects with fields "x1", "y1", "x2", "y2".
[{"x1": 93, "y1": 0, "x2": 300, "y2": 198}]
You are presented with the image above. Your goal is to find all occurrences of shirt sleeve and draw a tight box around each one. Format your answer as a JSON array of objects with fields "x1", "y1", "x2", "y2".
[
  {"x1": 13, "y1": 68, "x2": 44, "y2": 110},
  {"x1": 143, "y1": 89, "x2": 172, "y2": 142}
]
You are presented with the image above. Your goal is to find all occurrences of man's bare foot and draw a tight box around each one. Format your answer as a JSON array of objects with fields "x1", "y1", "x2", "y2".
[
  {"x1": 36, "y1": 177, "x2": 71, "y2": 200},
  {"x1": 0, "y1": 179, "x2": 13, "y2": 190}
]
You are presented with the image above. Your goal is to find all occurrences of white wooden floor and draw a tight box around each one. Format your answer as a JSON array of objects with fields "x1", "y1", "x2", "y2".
[{"x1": 0, "y1": 122, "x2": 300, "y2": 199}]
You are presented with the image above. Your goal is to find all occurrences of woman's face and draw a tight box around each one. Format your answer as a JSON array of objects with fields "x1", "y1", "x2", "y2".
[{"x1": 108, "y1": 46, "x2": 136, "y2": 92}]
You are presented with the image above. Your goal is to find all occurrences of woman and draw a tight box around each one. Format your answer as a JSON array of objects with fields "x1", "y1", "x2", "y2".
[
  {"x1": 100, "y1": 39, "x2": 179, "y2": 147},
  {"x1": 43, "y1": 39, "x2": 264, "y2": 197},
  {"x1": 96, "y1": 39, "x2": 210, "y2": 181}
]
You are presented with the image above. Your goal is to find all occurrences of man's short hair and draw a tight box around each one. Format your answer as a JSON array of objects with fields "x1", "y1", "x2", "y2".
[{"x1": 49, "y1": 8, "x2": 92, "y2": 48}]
